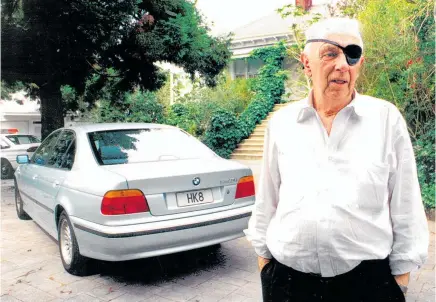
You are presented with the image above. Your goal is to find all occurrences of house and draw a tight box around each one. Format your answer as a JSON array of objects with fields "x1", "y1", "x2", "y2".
[
  {"x1": 0, "y1": 91, "x2": 42, "y2": 137},
  {"x1": 228, "y1": 0, "x2": 336, "y2": 80}
]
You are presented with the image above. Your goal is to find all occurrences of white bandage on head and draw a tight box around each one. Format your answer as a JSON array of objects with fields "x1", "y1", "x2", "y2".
[{"x1": 303, "y1": 17, "x2": 364, "y2": 54}]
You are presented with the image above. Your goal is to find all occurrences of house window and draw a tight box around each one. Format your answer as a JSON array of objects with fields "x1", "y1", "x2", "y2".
[
  {"x1": 248, "y1": 58, "x2": 263, "y2": 77},
  {"x1": 234, "y1": 59, "x2": 246, "y2": 78}
]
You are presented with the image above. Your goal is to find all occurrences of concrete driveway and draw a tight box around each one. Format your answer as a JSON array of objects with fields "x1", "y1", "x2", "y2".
[{"x1": 1, "y1": 179, "x2": 263, "y2": 302}]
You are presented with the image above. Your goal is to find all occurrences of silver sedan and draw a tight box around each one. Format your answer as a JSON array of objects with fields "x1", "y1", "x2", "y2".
[{"x1": 14, "y1": 123, "x2": 255, "y2": 275}]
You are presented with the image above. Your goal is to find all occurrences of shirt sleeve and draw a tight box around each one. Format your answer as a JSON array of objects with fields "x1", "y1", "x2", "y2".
[
  {"x1": 244, "y1": 120, "x2": 281, "y2": 259},
  {"x1": 388, "y1": 114, "x2": 429, "y2": 275}
]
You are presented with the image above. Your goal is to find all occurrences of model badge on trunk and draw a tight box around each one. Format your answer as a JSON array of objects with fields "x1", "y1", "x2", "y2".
[{"x1": 220, "y1": 178, "x2": 237, "y2": 185}]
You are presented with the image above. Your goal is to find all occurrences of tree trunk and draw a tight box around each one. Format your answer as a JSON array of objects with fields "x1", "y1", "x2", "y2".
[{"x1": 39, "y1": 84, "x2": 64, "y2": 140}]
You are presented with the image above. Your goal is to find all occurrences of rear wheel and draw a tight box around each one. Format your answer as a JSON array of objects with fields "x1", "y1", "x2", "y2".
[
  {"x1": 1, "y1": 159, "x2": 14, "y2": 179},
  {"x1": 58, "y1": 211, "x2": 90, "y2": 276},
  {"x1": 14, "y1": 180, "x2": 31, "y2": 220}
]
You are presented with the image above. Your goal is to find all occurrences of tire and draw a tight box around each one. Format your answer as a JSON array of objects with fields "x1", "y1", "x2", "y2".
[
  {"x1": 14, "y1": 179, "x2": 31, "y2": 220},
  {"x1": 58, "y1": 211, "x2": 90, "y2": 276},
  {"x1": 1, "y1": 159, "x2": 14, "y2": 180}
]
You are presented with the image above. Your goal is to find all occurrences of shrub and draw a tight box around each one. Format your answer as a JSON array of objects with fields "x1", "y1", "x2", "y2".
[
  {"x1": 203, "y1": 110, "x2": 242, "y2": 158},
  {"x1": 202, "y1": 42, "x2": 288, "y2": 158},
  {"x1": 97, "y1": 90, "x2": 165, "y2": 124}
]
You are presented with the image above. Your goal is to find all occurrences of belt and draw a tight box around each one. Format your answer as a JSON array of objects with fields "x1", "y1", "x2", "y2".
[{"x1": 274, "y1": 257, "x2": 390, "y2": 281}]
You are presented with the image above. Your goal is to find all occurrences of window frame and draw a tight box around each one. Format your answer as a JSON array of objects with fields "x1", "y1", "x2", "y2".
[
  {"x1": 31, "y1": 130, "x2": 63, "y2": 167},
  {"x1": 58, "y1": 138, "x2": 76, "y2": 171},
  {"x1": 5, "y1": 135, "x2": 41, "y2": 145},
  {"x1": 47, "y1": 130, "x2": 76, "y2": 169}
]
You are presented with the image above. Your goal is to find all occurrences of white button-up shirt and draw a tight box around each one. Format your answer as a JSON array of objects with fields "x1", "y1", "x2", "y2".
[{"x1": 245, "y1": 91, "x2": 429, "y2": 277}]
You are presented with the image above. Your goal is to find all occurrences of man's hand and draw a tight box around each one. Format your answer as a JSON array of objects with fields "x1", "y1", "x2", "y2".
[
  {"x1": 258, "y1": 256, "x2": 271, "y2": 271},
  {"x1": 394, "y1": 272, "x2": 410, "y2": 286}
]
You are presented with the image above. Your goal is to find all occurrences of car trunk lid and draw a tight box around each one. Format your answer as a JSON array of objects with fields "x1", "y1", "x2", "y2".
[{"x1": 102, "y1": 158, "x2": 252, "y2": 216}]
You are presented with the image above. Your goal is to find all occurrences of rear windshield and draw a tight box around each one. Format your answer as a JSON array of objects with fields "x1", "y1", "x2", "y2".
[
  {"x1": 88, "y1": 128, "x2": 215, "y2": 165},
  {"x1": 6, "y1": 135, "x2": 41, "y2": 144}
]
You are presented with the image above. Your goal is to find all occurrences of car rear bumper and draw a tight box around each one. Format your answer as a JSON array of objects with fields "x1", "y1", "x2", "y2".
[{"x1": 71, "y1": 205, "x2": 253, "y2": 261}]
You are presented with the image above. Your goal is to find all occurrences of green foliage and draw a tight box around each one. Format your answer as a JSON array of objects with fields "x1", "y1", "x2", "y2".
[
  {"x1": 277, "y1": 4, "x2": 322, "y2": 99},
  {"x1": 202, "y1": 43, "x2": 288, "y2": 158},
  {"x1": 1, "y1": 81, "x2": 27, "y2": 99},
  {"x1": 164, "y1": 71, "x2": 255, "y2": 138},
  {"x1": 1, "y1": 0, "x2": 231, "y2": 138},
  {"x1": 177, "y1": 71, "x2": 255, "y2": 109},
  {"x1": 239, "y1": 43, "x2": 288, "y2": 137},
  {"x1": 165, "y1": 102, "x2": 204, "y2": 136},
  {"x1": 356, "y1": 0, "x2": 435, "y2": 208},
  {"x1": 203, "y1": 110, "x2": 242, "y2": 158},
  {"x1": 155, "y1": 75, "x2": 172, "y2": 108},
  {"x1": 414, "y1": 129, "x2": 435, "y2": 209},
  {"x1": 96, "y1": 90, "x2": 165, "y2": 124},
  {"x1": 60, "y1": 85, "x2": 78, "y2": 114}
]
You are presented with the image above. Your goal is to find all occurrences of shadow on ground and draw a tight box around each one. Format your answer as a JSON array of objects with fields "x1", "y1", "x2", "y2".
[{"x1": 86, "y1": 244, "x2": 227, "y2": 284}]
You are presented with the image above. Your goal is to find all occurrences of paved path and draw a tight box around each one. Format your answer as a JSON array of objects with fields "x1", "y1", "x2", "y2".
[{"x1": 1, "y1": 175, "x2": 434, "y2": 302}]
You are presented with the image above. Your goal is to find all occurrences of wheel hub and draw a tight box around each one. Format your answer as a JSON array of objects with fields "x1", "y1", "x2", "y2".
[{"x1": 60, "y1": 220, "x2": 73, "y2": 265}]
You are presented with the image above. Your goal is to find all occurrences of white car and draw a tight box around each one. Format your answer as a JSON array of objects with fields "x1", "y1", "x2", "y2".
[
  {"x1": 1, "y1": 134, "x2": 41, "y2": 179},
  {"x1": 14, "y1": 123, "x2": 255, "y2": 275}
]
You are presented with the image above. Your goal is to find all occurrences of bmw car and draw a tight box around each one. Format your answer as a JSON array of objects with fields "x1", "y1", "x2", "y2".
[{"x1": 14, "y1": 123, "x2": 255, "y2": 275}]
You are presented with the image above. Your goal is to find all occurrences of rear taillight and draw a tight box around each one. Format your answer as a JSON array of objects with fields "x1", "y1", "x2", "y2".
[
  {"x1": 101, "y1": 189, "x2": 149, "y2": 215},
  {"x1": 235, "y1": 176, "x2": 255, "y2": 199}
]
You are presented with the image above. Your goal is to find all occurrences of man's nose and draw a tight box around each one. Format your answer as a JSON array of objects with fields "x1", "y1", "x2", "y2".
[{"x1": 335, "y1": 53, "x2": 349, "y2": 72}]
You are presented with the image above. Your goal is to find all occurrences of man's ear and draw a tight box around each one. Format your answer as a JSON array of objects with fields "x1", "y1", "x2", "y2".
[{"x1": 300, "y1": 53, "x2": 312, "y2": 77}]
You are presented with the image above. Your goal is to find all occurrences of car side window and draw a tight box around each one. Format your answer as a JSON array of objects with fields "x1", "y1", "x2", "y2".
[
  {"x1": 6, "y1": 136, "x2": 18, "y2": 144},
  {"x1": 0, "y1": 138, "x2": 10, "y2": 149},
  {"x1": 32, "y1": 131, "x2": 61, "y2": 166},
  {"x1": 59, "y1": 139, "x2": 76, "y2": 170},
  {"x1": 48, "y1": 131, "x2": 75, "y2": 168}
]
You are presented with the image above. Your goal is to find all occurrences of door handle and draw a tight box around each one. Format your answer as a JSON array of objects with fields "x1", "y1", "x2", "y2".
[
  {"x1": 53, "y1": 181, "x2": 60, "y2": 188},
  {"x1": 32, "y1": 175, "x2": 38, "y2": 180}
]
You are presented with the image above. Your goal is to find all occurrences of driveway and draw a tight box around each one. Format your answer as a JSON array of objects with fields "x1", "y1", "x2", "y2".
[{"x1": 1, "y1": 171, "x2": 434, "y2": 302}]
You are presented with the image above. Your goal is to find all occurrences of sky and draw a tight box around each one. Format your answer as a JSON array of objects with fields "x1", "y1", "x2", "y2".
[
  {"x1": 195, "y1": 0, "x2": 335, "y2": 36},
  {"x1": 196, "y1": 0, "x2": 291, "y2": 36}
]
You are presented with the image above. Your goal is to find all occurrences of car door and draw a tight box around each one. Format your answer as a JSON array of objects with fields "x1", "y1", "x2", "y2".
[
  {"x1": 34, "y1": 130, "x2": 76, "y2": 234},
  {"x1": 17, "y1": 131, "x2": 61, "y2": 220},
  {"x1": 30, "y1": 130, "x2": 63, "y2": 227}
]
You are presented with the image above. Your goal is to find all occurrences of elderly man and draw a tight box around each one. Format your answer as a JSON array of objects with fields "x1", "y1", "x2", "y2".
[{"x1": 245, "y1": 17, "x2": 429, "y2": 302}]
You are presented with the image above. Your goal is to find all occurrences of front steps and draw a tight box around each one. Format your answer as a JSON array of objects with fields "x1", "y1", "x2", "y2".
[{"x1": 230, "y1": 103, "x2": 289, "y2": 160}]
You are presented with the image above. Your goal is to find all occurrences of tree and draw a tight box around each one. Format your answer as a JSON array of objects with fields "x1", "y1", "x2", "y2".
[
  {"x1": 1, "y1": 0, "x2": 231, "y2": 138},
  {"x1": 96, "y1": 90, "x2": 166, "y2": 124},
  {"x1": 277, "y1": 4, "x2": 322, "y2": 100}
]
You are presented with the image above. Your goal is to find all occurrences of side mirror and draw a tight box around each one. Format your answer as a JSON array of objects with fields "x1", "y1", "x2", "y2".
[{"x1": 16, "y1": 155, "x2": 30, "y2": 164}]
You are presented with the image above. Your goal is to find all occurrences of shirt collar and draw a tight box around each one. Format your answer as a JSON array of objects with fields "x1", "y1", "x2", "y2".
[{"x1": 297, "y1": 90, "x2": 365, "y2": 123}]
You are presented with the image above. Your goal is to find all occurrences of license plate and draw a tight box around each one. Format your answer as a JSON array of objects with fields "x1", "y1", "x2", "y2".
[{"x1": 176, "y1": 189, "x2": 214, "y2": 207}]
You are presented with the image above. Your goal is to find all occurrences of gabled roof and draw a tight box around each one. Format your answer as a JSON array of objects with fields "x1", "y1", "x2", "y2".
[
  {"x1": 230, "y1": 12, "x2": 298, "y2": 42},
  {"x1": 229, "y1": 4, "x2": 331, "y2": 43}
]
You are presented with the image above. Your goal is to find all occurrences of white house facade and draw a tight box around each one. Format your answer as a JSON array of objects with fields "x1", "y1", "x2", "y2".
[{"x1": 0, "y1": 91, "x2": 42, "y2": 138}]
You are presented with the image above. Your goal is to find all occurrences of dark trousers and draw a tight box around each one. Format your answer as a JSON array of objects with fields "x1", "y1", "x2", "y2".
[{"x1": 261, "y1": 258, "x2": 405, "y2": 302}]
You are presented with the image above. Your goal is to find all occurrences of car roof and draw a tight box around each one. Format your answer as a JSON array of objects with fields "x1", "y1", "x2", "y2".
[{"x1": 62, "y1": 123, "x2": 176, "y2": 134}]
